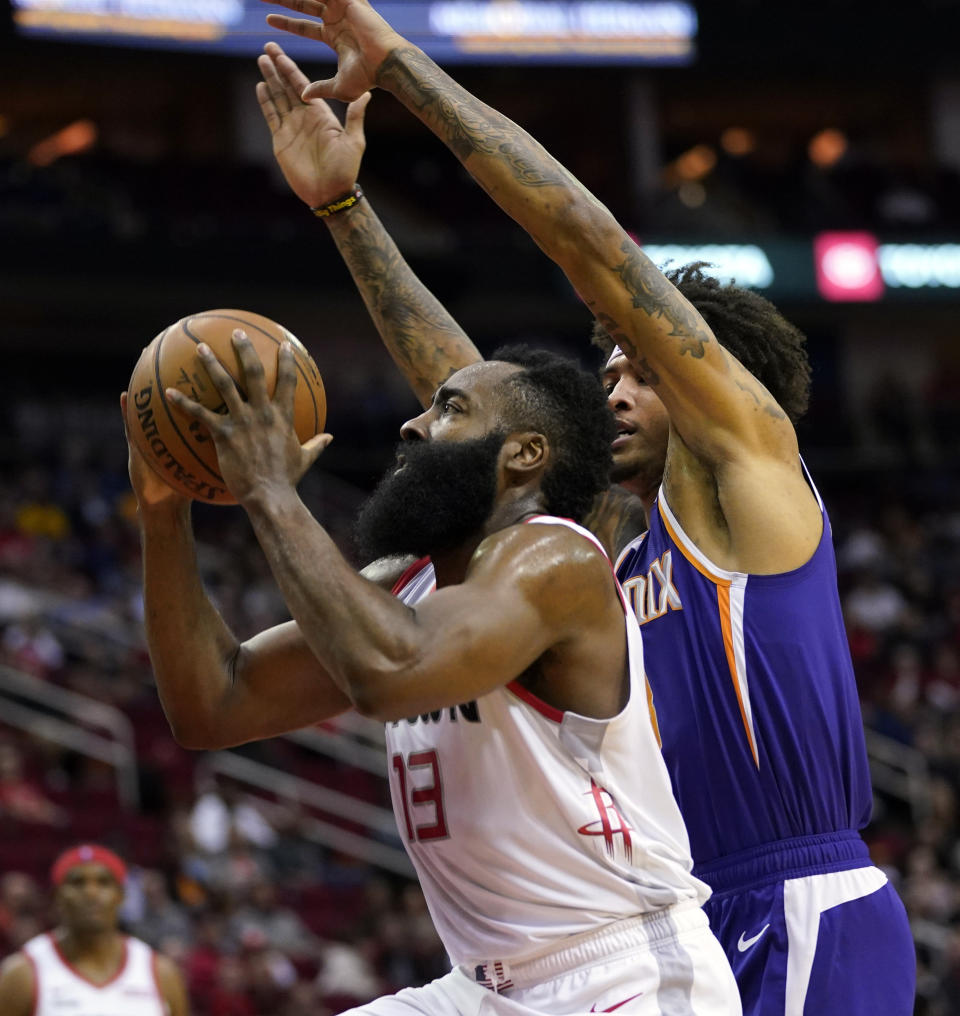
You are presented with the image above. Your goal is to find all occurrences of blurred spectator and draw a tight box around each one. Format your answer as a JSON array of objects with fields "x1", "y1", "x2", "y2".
[
  {"x1": 0, "y1": 873, "x2": 44, "y2": 954},
  {"x1": 279, "y1": 979, "x2": 328, "y2": 1016},
  {"x1": 0, "y1": 617, "x2": 65, "y2": 678},
  {"x1": 184, "y1": 911, "x2": 228, "y2": 1010},
  {"x1": 926, "y1": 645, "x2": 960, "y2": 712},
  {"x1": 208, "y1": 955, "x2": 255, "y2": 1016},
  {"x1": 228, "y1": 879, "x2": 320, "y2": 960},
  {"x1": 315, "y1": 941, "x2": 382, "y2": 1011},
  {"x1": 128, "y1": 869, "x2": 194, "y2": 950},
  {"x1": 0, "y1": 740, "x2": 68, "y2": 827},
  {"x1": 190, "y1": 782, "x2": 278, "y2": 855},
  {"x1": 845, "y1": 568, "x2": 909, "y2": 633},
  {"x1": 14, "y1": 468, "x2": 70, "y2": 542}
]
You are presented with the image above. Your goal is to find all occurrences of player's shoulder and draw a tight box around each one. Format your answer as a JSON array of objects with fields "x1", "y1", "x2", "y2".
[
  {"x1": 0, "y1": 949, "x2": 37, "y2": 1014},
  {"x1": 0, "y1": 949, "x2": 34, "y2": 977},
  {"x1": 477, "y1": 515, "x2": 607, "y2": 564},
  {"x1": 149, "y1": 947, "x2": 188, "y2": 1008},
  {"x1": 471, "y1": 517, "x2": 615, "y2": 605},
  {"x1": 151, "y1": 948, "x2": 181, "y2": 981}
]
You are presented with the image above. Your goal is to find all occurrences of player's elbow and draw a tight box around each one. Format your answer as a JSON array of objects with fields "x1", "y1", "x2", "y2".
[
  {"x1": 161, "y1": 695, "x2": 236, "y2": 751},
  {"x1": 339, "y1": 656, "x2": 422, "y2": 724},
  {"x1": 533, "y1": 191, "x2": 622, "y2": 270},
  {"x1": 165, "y1": 713, "x2": 223, "y2": 751},
  {"x1": 349, "y1": 692, "x2": 400, "y2": 724}
]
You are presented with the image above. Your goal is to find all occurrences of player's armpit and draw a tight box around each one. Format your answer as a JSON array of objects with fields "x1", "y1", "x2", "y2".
[{"x1": 0, "y1": 954, "x2": 36, "y2": 1016}]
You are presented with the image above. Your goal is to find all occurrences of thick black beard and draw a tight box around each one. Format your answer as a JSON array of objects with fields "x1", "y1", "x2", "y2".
[{"x1": 354, "y1": 432, "x2": 505, "y2": 563}]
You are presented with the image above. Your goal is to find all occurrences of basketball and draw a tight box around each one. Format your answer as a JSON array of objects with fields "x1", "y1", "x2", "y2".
[{"x1": 125, "y1": 309, "x2": 327, "y2": 505}]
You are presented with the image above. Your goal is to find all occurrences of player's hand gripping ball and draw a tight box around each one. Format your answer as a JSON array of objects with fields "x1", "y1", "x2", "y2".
[{"x1": 126, "y1": 310, "x2": 326, "y2": 504}]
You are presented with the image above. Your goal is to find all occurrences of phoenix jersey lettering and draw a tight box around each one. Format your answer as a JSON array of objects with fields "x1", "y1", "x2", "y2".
[
  {"x1": 388, "y1": 516, "x2": 709, "y2": 968},
  {"x1": 23, "y1": 933, "x2": 165, "y2": 1016},
  {"x1": 615, "y1": 476, "x2": 873, "y2": 870}
]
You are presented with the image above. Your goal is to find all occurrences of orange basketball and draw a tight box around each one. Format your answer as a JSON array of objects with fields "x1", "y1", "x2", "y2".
[{"x1": 126, "y1": 309, "x2": 327, "y2": 505}]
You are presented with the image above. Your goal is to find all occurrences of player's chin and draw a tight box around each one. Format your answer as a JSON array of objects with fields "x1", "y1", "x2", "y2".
[
  {"x1": 610, "y1": 450, "x2": 638, "y2": 484},
  {"x1": 610, "y1": 435, "x2": 636, "y2": 463}
]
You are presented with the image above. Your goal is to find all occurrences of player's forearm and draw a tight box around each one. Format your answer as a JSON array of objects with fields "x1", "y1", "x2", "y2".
[
  {"x1": 375, "y1": 46, "x2": 600, "y2": 261},
  {"x1": 242, "y1": 488, "x2": 423, "y2": 718},
  {"x1": 138, "y1": 502, "x2": 244, "y2": 746},
  {"x1": 373, "y1": 47, "x2": 732, "y2": 425},
  {"x1": 325, "y1": 200, "x2": 481, "y2": 407}
]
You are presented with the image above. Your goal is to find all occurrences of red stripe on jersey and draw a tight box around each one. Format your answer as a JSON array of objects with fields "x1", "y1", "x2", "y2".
[
  {"x1": 506, "y1": 681, "x2": 565, "y2": 723},
  {"x1": 391, "y1": 556, "x2": 432, "y2": 596}
]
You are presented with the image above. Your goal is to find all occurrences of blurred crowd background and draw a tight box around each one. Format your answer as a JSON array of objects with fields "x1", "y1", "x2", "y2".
[{"x1": 2, "y1": 1, "x2": 959, "y2": 1014}]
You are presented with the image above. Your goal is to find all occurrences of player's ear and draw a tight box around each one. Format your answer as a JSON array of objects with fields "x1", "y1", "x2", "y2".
[{"x1": 502, "y1": 431, "x2": 548, "y2": 481}]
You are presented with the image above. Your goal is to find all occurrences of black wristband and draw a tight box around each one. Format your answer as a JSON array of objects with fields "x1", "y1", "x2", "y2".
[{"x1": 311, "y1": 185, "x2": 364, "y2": 218}]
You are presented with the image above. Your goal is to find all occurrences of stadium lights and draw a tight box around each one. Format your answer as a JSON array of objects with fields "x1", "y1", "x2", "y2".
[{"x1": 28, "y1": 120, "x2": 98, "y2": 168}]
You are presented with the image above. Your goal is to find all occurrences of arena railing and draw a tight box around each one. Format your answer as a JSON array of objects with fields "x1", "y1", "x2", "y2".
[
  {"x1": 201, "y1": 749, "x2": 413, "y2": 879},
  {"x1": 864, "y1": 726, "x2": 931, "y2": 826},
  {"x1": 284, "y1": 713, "x2": 388, "y2": 776},
  {"x1": 0, "y1": 664, "x2": 140, "y2": 810}
]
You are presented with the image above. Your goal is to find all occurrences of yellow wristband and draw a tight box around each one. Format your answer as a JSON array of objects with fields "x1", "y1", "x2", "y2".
[{"x1": 311, "y1": 186, "x2": 364, "y2": 218}]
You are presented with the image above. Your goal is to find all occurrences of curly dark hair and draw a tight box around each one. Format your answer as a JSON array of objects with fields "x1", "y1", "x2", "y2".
[
  {"x1": 490, "y1": 344, "x2": 615, "y2": 523},
  {"x1": 591, "y1": 261, "x2": 811, "y2": 424}
]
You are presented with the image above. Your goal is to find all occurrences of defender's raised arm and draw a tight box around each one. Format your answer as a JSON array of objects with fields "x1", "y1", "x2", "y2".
[
  {"x1": 264, "y1": 0, "x2": 822, "y2": 574},
  {"x1": 258, "y1": 41, "x2": 481, "y2": 406}
]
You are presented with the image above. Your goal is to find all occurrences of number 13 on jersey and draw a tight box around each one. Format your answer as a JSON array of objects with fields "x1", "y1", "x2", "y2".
[{"x1": 391, "y1": 749, "x2": 450, "y2": 842}]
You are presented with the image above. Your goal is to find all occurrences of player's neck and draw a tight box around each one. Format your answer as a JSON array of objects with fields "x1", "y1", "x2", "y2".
[
  {"x1": 55, "y1": 926, "x2": 125, "y2": 968},
  {"x1": 431, "y1": 494, "x2": 544, "y2": 587},
  {"x1": 431, "y1": 540, "x2": 482, "y2": 587},
  {"x1": 618, "y1": 473, "x2": 659, "y2": 517}
]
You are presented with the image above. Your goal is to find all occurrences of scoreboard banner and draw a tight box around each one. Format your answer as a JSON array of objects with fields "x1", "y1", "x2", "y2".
[
  {"x1": 637, "y1": 237, "x2": 960, "y2": 302},
  {"x1": 12, "y1": 0, "x2": 698, "y2": 64}
]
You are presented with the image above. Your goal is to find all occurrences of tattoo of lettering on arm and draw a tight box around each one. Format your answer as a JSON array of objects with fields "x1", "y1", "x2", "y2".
[
  {"x1": 377, "y1": 48, "x2": 568, "y2": 187},
  {"x1": 585, "y1": 486, "x2": 649, "y2": 559},
  {"x1": 611, "y1": 242, "x2": 713, "y2": 359},
  {"x1": 594, "y1": 312, "x2": 661, "y2": 387},
  {"x1": 335, "y1": 202, "x2": 474, "y2": 396}
]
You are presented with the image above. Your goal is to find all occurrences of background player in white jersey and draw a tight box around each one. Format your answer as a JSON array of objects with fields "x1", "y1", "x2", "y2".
[
  {"x1": 121, "y1": 331, "x2": 741, "y2": 1013},
  {"x1": 257, "y1": 6, "x2": 916, "y2": 1013},
  {"x1": 0, "y1": 844, "x2": 188, "y2": 1016}
]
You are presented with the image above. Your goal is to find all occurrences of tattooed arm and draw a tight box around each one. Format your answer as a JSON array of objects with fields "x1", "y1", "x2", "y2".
[
  {"x1": 372, "y1": 55, "x2": 797, "y2": 467},
  {"x1": 264, "y1": 0, "x2": 823, "y2": 572},
  {"x1": 325, "y1": 195, "x2": 482, "y2": 406},
  {"x1": 263, "y1": 2, "x2": 789, "y2": 459},
  {"x1": 258, "y1": 41, "x2": 481, "y2": 407},
  {"x1": 583, "y1": 486, "x2": 649, "y2": 562}
]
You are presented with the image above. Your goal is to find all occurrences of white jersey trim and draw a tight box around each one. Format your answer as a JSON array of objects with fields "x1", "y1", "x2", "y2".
[{"x1": 656, "y1": 491, "x2": 758, "y2": 769}]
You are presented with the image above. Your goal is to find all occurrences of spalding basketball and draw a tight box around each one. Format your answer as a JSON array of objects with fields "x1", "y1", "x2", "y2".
[{"x1": 126, "y1": 309, "x2": 326, "y2": 505}]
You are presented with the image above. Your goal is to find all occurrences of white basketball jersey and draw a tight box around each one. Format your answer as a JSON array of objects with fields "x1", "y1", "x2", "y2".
[
  {"x1": 23, "y1": 932, "x2": 166, "y2": 1016},
  {"x1": 387, "y1": 516, "x2": 709, "y2": 967}
]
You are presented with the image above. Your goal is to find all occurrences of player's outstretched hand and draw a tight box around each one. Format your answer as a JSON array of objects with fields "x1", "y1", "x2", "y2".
[
  {"x1": 257, "y1": 41, "x2": 371, "y2": 210},
  {"x1": 120, "y1": 392, "x2": 190, "y2": 510},
  {"x1": 164, "y1": 331, "x2": 333, "y2": 505},
  {"x1": 261, "y1": 0, "x2": 404, "y2": 102}
]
